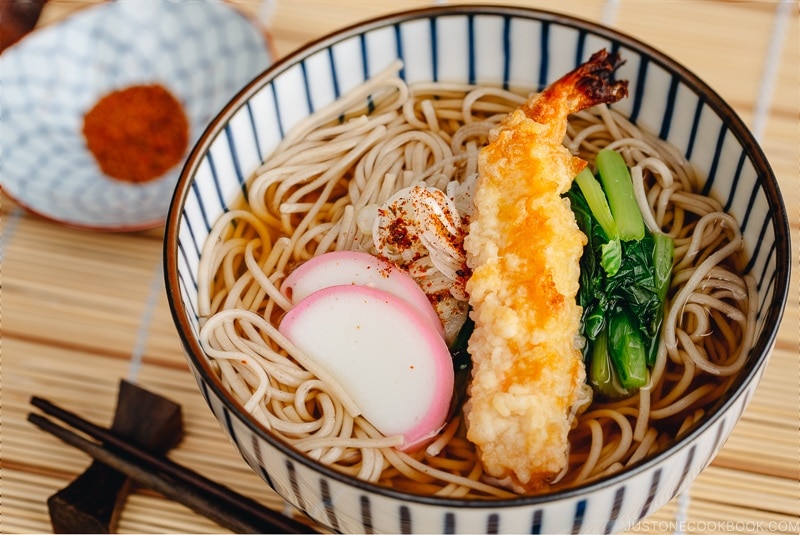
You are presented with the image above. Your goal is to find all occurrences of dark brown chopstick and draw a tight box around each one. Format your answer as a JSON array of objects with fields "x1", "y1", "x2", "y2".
[{"x1": 28, "y1": 397, "x2": 318, "y2": 534}]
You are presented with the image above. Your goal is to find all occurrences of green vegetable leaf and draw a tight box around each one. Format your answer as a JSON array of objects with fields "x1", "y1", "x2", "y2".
[
  {"x1": 589, "y1": 327, "x2": 631, "y2": 400},
  {"x1": 596, "y1": 149, "x2": 645, "y2": 241},
  {"x1": 449, "y1": 315, "x2": 474, "y2": 371},
  {"x1": 566, "y1": 154, "x2": 674, "y2": 398},
  {"x1": 607, "y1": 309, "x2": 648, "y2": 390},
  {"x1": 447, "y1": 314, "x2": 474, "y2": 419},
  {"x1": 601, "y1": 238, "x2": 621, "y2": 276},
  {"x1": 575, "y1": 167, "x2": 618, "y2": 239}
]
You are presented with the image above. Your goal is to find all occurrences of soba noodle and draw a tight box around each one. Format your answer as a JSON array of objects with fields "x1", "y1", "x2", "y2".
[{"x1": 197, "y1": 63, "x2": 756, "y2": 497}]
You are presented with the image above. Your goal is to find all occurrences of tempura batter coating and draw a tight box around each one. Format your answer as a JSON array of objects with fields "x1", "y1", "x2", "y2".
[{"x1": 464, "y1": 50, "x2": 628, "y2": 490}]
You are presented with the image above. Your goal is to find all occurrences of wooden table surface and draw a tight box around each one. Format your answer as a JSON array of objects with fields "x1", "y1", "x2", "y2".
[{"x1": 2, "y1": 1, "x2": 797, "y2": 533}]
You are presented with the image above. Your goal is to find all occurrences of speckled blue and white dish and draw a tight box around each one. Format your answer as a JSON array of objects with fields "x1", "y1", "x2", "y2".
[
  {"x1": 164, "y1": 5, "x2": 790, "y2": 534},
  {"x1": 1, "y1": 0, "x2": 271, "y2": 230}
]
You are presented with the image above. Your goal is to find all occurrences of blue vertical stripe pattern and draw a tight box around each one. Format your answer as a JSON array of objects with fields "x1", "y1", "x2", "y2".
[
  {"x1": 166, "y1": 7, "x2": 789, "y2": 535},
  {"x1": 571, "y1": 499, "x2": 587, "y2": 534},
  {"x1": 724, "y1": 151, "x2": 749, "y2": 212},
  {"x1": 530, "y1": 509, "x2": 543, "y2": 534},
  {"x1": 659, "y1": 76, "x2": 680, "y2": 140},
  {"x1": 189, "y1": 179, "x2": 212, "y2": 233},
  {"x1": 711, "y1": 418, "x2": 728, "y2": 455},
  {"x1": 746, "y1": 216, "x2": 772, "y2": 281},
  {"x1": 537, "y1": 21, "x2": 550, "y2": 90},
  {"x1": 359, "y1": 34, "x2": 377, "y2": 114},
  {"x1": 222, "y1": 125, "x2": 245, "y2": 205},
  {"x1": 300, "y1": 60, "x2": 315, "y2": 114},
  {"x1": 430, "y1": 18, "x2": 439, "y2": 82},
  {"x1": 700, "y1": 125, "x2": 730, "y2": 196},
  {"x1": 394, "y1": 24, "x2": 406, "y2": 80},
  {"x1": 685, "y1": 99, "x2": 704, "y2": 160},
  {"x1": 673, "y1": 446, "x2": 697, "y2": 498},
  {"x1": 360, "y1": 495, "x2": 375, "y2": 534},
  {"x1": 399, "y1": 505, "x2": 412, "y2": 534},
  {"x1": 467, "y1": 15, "x2": 477, "y2": 85},
  {"x1": 502, "y1": 16, "x2": 512, "y2": 90},
  {"x1": 754, "y1": 244, "x2": 778, "y2": 295},
  {"x1": 639, "y1": 468, "x2": 661, "y2": 520},
  {"x1": 328, "y1": 47, "x2": 342, "y2": 100},
  {"x1": 574, "y1": 29, "x2": 588, "y2": 68},
  {"x1": 628, "y1": 54, "x2": 648, "y2": 125},
  {"x1": 286, "y1": 460, "x2": 307, "y2": 515},
  {"x1": 257, "y1": 465, "x2": 276, "y2": 494},
  {"x1": 605, "y1": 487, "x2": 625, "y2": 534},
  {"x1": 444, "y1": 512, "x2": 456, "y2": 534},
  {"x1": 221, "y1": 408, "x2": 238, "y2": 454},
  {"x1": 487, "y1": 513, "x2": 500, "y2": 534},
  {"x1": 739, "y1": 178, "x2": 763, "y2": 236},
  {"x1": 178, "y1": 208, "x2": 201, "y2": 274},
  {"x1": 320, "y1": 479, "x2": 341, "y2": 532},
  {"x1": 268, "y1": 82, "x2": 286, "y2": 143},
  {"x1": 243, "y1": 102, "x2": 261, "y2": 202},
  {"x1": 360, "y1": 33, "x2": 371, "y2": 81}
]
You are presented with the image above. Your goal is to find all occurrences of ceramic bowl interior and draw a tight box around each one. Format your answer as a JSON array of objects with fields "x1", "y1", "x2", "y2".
[
  {"x1": 1, "y1": 0, "x2": 271, "y2": 230},
  {"x1": 165, "y1": 5, "x2": 790, "y2": 534}
]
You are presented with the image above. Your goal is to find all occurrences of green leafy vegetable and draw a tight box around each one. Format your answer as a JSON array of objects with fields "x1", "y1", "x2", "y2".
[
  {"x1": 575, "y1": 167, "x2": 617, "y2": 240},
  {"x1": 600, "y1": 238, "x2": 622, "y2": 277},
  {"x1": 566, "y1": 153, "x2": 674, "y2": 398},
  {"x1": 589, "y1": 327, "x2": 630, "y2": 399},
  {"x1": 596, "y1": 149, "x2": 645, "y2": 241},
  {"x1": 608, "y1": 309, "x2": 648, "y2": 390},
  {"x1": 447, "y1": 315, "x2": 474, "y2": 418},
  {"x1": 653, "y1": 232, "x2": 674, "y2": 304},
  {"x1": 449, "y1": 315, "x2": 474, "y2": 371}
]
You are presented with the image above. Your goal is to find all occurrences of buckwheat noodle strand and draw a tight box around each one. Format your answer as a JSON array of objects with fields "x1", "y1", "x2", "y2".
[{"x1": 197, "y1": 64, "x2": 756, "y2": 497}]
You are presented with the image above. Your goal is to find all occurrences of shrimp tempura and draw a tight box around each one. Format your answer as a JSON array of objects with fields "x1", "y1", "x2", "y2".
[{"x1": 464, "y1": 50, "x2": 628, "y2": 490}]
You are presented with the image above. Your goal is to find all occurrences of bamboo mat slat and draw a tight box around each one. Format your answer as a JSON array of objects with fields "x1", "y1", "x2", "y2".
[
  {"x1": 2, "y1": 1, "x2": 797, "y2": 534},
  {"x1": 116, "y1": 495, "x2": 229, "y2": 534},
  {"x1": 141, "y1": 290, "x2": 193, "y2": 364},
  {"x1": 692, "y1": 467, "x2": 799, "y2": 512},
  {"x1": 618, "y1": 4, "x2": 773, "y2": 109}
]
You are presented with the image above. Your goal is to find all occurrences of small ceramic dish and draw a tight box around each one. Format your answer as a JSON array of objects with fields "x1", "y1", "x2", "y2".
[{"x1": 1, "y1": 0, "x2": 272, "y2": 230}]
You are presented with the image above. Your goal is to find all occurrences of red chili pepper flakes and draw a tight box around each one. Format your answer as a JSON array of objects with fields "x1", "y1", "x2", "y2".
[{"x1": 82, "y1": 84, "x2": 189, "y2": 184}]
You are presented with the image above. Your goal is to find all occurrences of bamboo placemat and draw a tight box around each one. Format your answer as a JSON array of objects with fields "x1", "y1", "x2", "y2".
[{"x1": 2, "y1": 1, "x2": 798, "y2": 534}]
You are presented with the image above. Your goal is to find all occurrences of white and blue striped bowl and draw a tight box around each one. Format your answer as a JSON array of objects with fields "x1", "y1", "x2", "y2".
[
  {"x1": 1, "y1": 0, "x2": 271, "y2": 230},
  {"x1": 165, "y1": 5, "x2": 790, "y2": 533}
]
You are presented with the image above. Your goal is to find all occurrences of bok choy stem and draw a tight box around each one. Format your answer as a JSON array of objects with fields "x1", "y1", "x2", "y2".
[
  {"x1": 575, "y1": 167, "x2": 617, "y2": 239},
  {"x1": 589, "y1": 327, "x2": 630, "y2": 399},
  {"x1": 596, "y1": 149, "x2": 645, "y2": 241},
  {"x1": 608, "y1": 309, "x2": 648, "y2": 390}
]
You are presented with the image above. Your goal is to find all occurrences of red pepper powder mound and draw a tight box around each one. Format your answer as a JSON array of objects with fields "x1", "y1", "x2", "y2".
[{"x1": 82, "y1": 84, "x2": 189, "y2": 183}]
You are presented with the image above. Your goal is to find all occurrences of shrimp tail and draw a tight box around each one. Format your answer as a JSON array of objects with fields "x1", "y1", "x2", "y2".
[
  {"x1": 520, "y1": 49, "x2": 628, "y2": 141},
  {"x1": 571, "y1": 49, "x2": 628, "y2": 106}
]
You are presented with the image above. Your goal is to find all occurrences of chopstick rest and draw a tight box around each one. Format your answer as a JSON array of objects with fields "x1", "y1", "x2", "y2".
[
  {"x1": 28, "y1": 395, "x2": 318, "y2": 533},
  {"x1": 47, "y1": 379, "x2": 183, "y2": 533}
]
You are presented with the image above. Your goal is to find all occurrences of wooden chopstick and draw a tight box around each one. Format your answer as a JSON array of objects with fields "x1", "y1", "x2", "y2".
[{"x1": 28, "y1": 397, "x2": 318, "y2": 534}]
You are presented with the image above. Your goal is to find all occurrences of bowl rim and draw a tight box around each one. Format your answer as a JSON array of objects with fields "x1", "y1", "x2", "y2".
[{"x1": 164, "y1": 3, "x2": 791, "y2": 508}]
